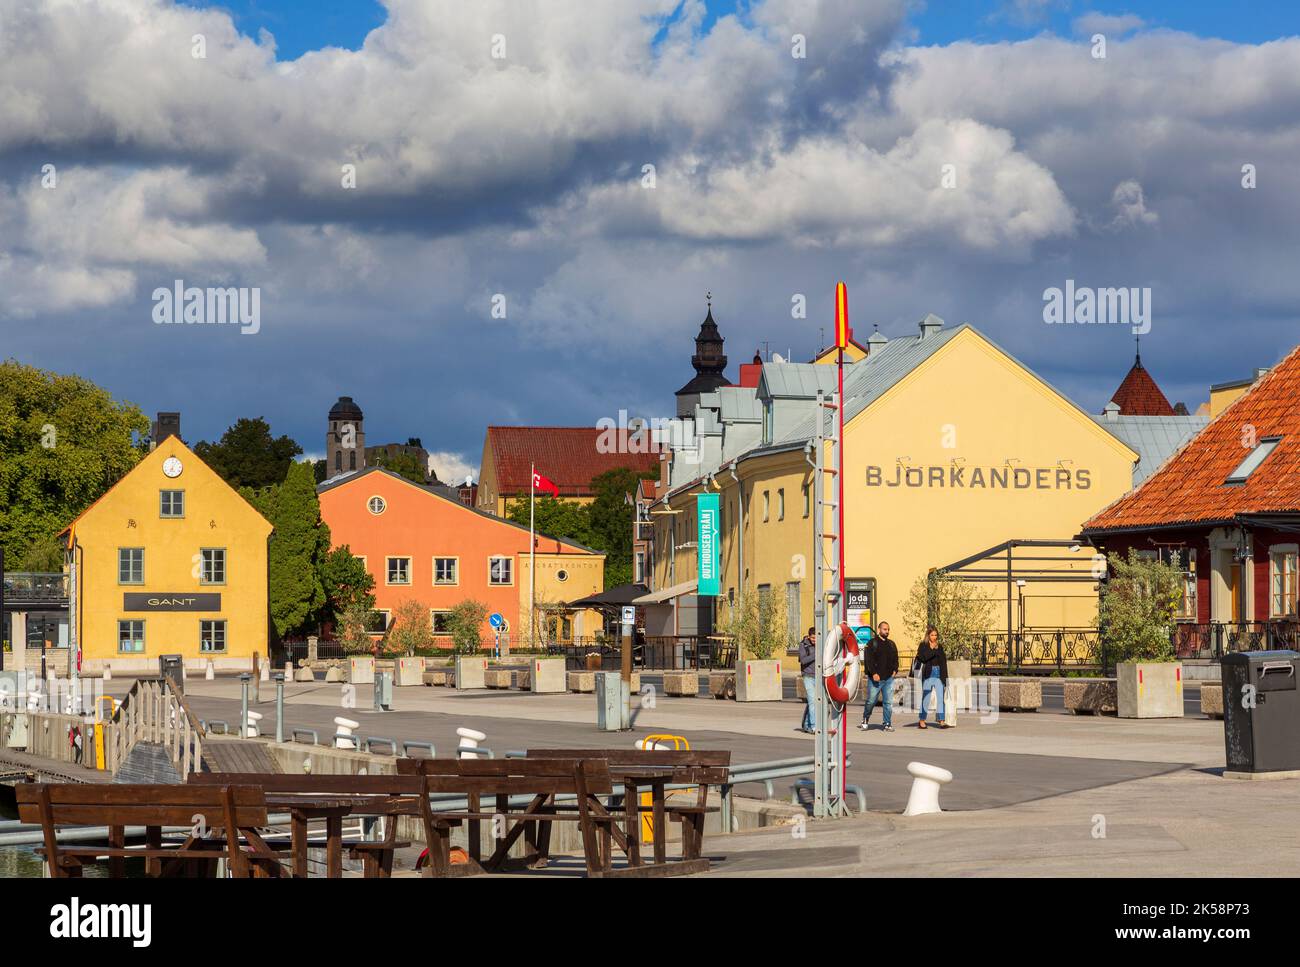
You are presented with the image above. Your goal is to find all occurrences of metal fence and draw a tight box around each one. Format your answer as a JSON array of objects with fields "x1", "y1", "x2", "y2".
[
  {"x1": 2, "y1": 572, "x2": 68, "y2": 604},
  {"x1": 969, "y1": 621, "x2": 1300, "y2": 675},
  {"x1": 969, "y1": 630, "x2": 1104, "y2": 674},
  {"x1": 1171, "y1": 621, "x2": 1300, "y2": 660},
  {"x1": 546, "y1": 636, "x2": 734, "y2": 671}
]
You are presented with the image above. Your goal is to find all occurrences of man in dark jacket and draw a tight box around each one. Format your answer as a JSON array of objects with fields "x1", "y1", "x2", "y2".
[
  {"x1": 858, "y1": 621, "x2": 899, "y2": 732},
  {"x1": 797, "y1": 627, "x2": 817, "y2": 733}
]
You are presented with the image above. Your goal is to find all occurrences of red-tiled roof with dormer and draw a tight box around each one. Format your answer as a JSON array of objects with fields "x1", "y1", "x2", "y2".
[{"x1": 1084, "y1": 344, "x2": 1300, "y2": 532}]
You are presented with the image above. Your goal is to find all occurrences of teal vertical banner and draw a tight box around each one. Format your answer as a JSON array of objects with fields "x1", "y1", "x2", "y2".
[{"x1": 697, "y1": 492, "x2": 720, "y2": 597}]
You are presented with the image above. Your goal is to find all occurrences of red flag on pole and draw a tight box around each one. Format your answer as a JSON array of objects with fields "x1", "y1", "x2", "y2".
[{"x1": 532, "y1": 469, "x2": 560, "y2": 498}]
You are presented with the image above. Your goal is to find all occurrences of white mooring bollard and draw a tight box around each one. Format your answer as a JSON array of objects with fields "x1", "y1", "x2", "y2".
[
  {"x1": 334, "y1": 716, "x2": 359, "y2": 749},
  {"x1": 244, "y1": 710, "x2": 264, "y2": 738},
  {"x1": 205, "y1": 659, "x2": 215, "y2": 681},
  {"x1": 903, "y1": 761, "x2": 953, "y2": 816},
  {"x1": 456, "y1": 727, "x2": 487, "y2": 758}
]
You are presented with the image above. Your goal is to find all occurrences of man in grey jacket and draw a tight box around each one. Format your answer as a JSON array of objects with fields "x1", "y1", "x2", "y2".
[{"x1": 797, "y1": 627, "x2": 817, "y2": 733}]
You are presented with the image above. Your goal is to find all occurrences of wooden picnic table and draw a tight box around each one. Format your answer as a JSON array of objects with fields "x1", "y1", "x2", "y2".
[
  {"x1": 609, "y1": 766, "x2": 675, "y2": 867},
  {"x1": 264, "y1": 794, "x2": 366, "y2": 879}
]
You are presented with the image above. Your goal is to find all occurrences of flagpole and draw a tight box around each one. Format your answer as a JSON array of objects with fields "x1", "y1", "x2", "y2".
[{"x1": 530, "y1": 461, "x2": 536, "y2": 649}]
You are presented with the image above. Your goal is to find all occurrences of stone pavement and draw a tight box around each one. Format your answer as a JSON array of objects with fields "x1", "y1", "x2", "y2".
[
  {"x1": 98, "y1": 674, "x2": 1298, "y2": 876},
  {"x1": 704, "y1": 766, "x2": 1300, "y2": 877}
]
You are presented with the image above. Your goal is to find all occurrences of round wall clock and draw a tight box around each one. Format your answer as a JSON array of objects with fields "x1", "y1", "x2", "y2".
[{"x1": 162, "y1": 457, "x2": 183, "y2": 478}]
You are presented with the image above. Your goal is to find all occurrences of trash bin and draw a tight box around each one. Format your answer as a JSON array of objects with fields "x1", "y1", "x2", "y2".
[
  {"x1": 1221, "y1": 650, "x2": 1300, "y2": 773},
  {"x1": 159, "y1": 654, "x2": 184, "y2": 694}
]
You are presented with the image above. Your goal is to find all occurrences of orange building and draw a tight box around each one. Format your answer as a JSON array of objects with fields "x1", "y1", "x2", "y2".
[{"x1": 318, "y1": 467, "x2": 605, "y2": 646}]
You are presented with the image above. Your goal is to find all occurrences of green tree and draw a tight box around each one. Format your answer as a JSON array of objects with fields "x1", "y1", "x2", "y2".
[
  {"x1": 447, "y1": 599, "x2": 489, "y2": 654},
  {"x1": 900, "y1": 569, "x2": 997, "y2": 660},
  {"x1": 0, "y1": 361, "x2": 149, "y2": 565},
  {"x1": 371, "y1": 449, "x2": 428, "y2": 485},
  {"x1": 384, "y1": 597, "x2": 433, "y2": 656},
  {"x1": 721, "y1": 588, "x2": 787, "y2": 660},
  {"x1": 506, "y1": 495, "x2": 595, "y2": 549},
  {"x1": 587, "y1": 467, "x2": 657, "y2": 588},
  {"x1": 1098, "y1": 549, "x2": 1180, "y2": 663},
  {"x1": 266, "y1": 461, "x2": 329, "y2": 639},
  {"x1": 318, "y1": 545, "x2": 376, "y2": 622},
  {"x1": 337, "y1": 602, "x2": 376, "y2": 655},
  {"x1": 194, "y1": 417, "x2": 302, "y2": 490}
]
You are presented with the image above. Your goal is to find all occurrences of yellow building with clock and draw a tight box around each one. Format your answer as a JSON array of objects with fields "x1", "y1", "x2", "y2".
[{"x1": 61, "y1": 435, "x2": 273, "y2": 674}]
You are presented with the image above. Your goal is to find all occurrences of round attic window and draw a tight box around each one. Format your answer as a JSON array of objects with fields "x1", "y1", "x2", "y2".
[
  {"x1": 367, "y1": 495, "x2": 387, "y2": 516},
  {"x1": 556, "y1": 569, "x2": 569, "y2": 582}
]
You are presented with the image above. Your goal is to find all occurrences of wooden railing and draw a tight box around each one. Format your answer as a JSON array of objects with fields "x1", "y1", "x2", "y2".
[{"x1": 110, "y1": 676, "x2": 205, "y2": 778}]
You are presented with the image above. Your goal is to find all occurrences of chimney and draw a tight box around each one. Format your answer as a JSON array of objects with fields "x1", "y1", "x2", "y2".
[
  {"x1": 918, "y1": 313, "x2": 944, "y2": 339},
  {"x1": 1102, "y1": 401, "x2": 1120, "y2": 422},
  {"x1": 151, "y1": 412, "x2": 181, "y2": 450}
]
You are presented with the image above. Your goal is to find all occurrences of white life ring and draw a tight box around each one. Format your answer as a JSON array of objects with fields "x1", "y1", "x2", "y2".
[{"x1": 823, "y1": 622, "x2": 862, "y2": 706}]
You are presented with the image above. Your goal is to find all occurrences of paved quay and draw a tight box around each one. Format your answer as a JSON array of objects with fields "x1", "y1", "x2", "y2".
[
  {"x1": 111, "y1": 676, "x2": 1220, "y2": 811},
  {"x1": 84, "y1": 674, "x2": 1300, "y2": 877}
]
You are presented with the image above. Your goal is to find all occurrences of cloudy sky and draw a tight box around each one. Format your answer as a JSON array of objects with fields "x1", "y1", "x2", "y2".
[{"x1": 2, "y1": 0, "x2": 1297, "y2": 482}]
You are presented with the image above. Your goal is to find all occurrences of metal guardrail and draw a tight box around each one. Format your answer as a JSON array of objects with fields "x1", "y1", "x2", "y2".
[{"x1": 291, "y1": 728, "x2": 319, "y2": 745}]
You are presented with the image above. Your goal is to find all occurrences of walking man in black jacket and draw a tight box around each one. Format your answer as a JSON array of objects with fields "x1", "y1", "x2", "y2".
[
  {"x1": 797, "y1": 627, "x2": 817, "y2": 733},
  {"x1": 858, "y1": 621, "x2": 899, "y2": 732}
]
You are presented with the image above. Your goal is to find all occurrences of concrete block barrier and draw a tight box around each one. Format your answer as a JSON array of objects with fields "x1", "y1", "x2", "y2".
[
  {"x1": 708, "y1": 670, "x2": 735, "y2": 700},
  {"x1": 996, "y1": 678, "x2": 1042, "y2": 711},
  {"x1": 1064, "y1": 679, "x2": 1118, "y2": 715},
  {"x1": 665, "y1": 671, "x2": 700, "y2": 697},
  {"x1": 568, "y1": 671, "x2": 596, "y2": 693},
  {"x1": 1201, "y1": 681, "x2": 1224, "y2": 719}
]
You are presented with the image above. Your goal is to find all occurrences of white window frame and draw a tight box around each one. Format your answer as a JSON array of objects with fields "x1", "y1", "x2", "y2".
[
  {"x1": 433, "y1": 557, "x2": 459, "y2": 586},
  {"x1": 386, "y1": 556, "x2": 412, "y2": 586},
  {"x1": 1271, "y1": 545, "x2": 1298, "y2": 619},
  {"x1": 489, "y1": 555, "x2": 514, "y2": 586}
]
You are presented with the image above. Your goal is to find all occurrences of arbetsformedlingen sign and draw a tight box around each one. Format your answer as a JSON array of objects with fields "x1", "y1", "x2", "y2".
[{"x1": 697, "y1": 493, "x2": 720, "y2": 597}]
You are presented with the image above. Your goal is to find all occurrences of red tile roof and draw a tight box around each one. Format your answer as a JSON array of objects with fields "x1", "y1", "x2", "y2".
[
  {"x1": 1107, "y1": 359, "x2": 1175, "y2": 415},
  {"x1": 1084, "y1": 345, "x2": 1300, "y2": 531},
  {"x1": 486, "y1": 426, "x2": 660, "y2": 496}
]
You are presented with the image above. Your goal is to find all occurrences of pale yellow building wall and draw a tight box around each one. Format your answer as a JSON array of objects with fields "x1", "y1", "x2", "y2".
[
  {"x1": 1209, "y1": 383, "x2": 1250, "y2": 418},
  {"x1": 841, "y1": 328, "x2": 1135, "y2": 660},
  {"x1": 518, "y1": 552, "x2": 605, "y2": 643}
]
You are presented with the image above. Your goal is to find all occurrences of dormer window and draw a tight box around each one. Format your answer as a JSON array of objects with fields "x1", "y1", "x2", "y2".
[{"x1": 1226, "y1": 437, "x2": 1281, "y2": 485}]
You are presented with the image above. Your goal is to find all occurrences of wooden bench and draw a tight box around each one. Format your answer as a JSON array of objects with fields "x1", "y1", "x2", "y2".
[
  {"x1": 15, "y1": 782, "x2": 280, "y2": 878},
  {"x1": 396, "y1": 757, "x2": 626, "y2": 876},
  {"x1": 526, "y1": 749, "x2": 730, "y2": 869},
  {"x1": 188, "y1": 772, "x2": 428, "y2": 877}
]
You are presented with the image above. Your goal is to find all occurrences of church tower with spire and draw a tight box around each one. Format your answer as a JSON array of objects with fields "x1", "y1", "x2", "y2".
[
  {"x1": 1104, "y1": 337, "x2": 1176, "y2": 416},
  {"x1": 675, "y1": 294, "x2": 731, "y2": 417}
]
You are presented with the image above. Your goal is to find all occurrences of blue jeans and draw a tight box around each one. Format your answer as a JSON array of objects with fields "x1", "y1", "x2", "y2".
[
  {"x1": 862, "y1": 676, "x2": 894, "y2": 727},
  {"x1": 801, "y1": 675, "x2": 817, "y2": 731},
  {"x1": 919, "y1": 667, "x2": 945, "y2": 722}
]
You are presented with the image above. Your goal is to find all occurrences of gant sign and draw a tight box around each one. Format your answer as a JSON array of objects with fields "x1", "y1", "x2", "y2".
[
  {"x1": 866, "y1": 465, "x2": 1092, "y2": 491},
  {"x1": 122, "y1": 593, "x2": 222, "y2": 612}
]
